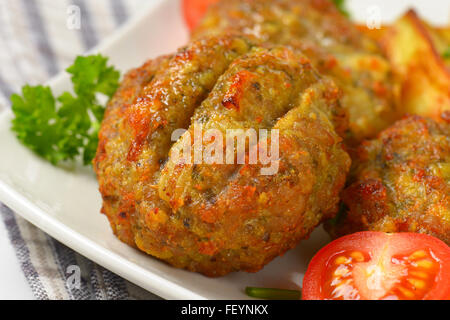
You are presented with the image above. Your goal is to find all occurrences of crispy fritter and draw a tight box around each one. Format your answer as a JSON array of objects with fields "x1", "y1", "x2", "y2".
[
  {"x1": 193, "y1": 0, "x2": 397, "y2": 144},
  {"x1": 325, "y1": 116, "x2": 450, "y2": 244},
  {"x1": 95, "y1": 56, "x2": 170, "y2": 246},
  {"x1": 154, "y1": 47, "x2": 349, "y2": 275},
  {"x1": 95, "y1": 39, "x2": 350, "y2": 276}
]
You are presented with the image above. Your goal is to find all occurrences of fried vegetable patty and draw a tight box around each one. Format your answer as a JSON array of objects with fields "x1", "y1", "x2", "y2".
[
  {"x1": 326, "y1": 116, "x2": 450, "y2": 244},
  {"x1": 94, "y1": 37, "x2": 350, "y2": 276}
]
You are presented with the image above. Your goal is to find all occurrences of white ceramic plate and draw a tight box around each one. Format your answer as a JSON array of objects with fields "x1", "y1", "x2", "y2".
[{"x1": 0, "y1": 0, "x2": 448, "y2": 300}]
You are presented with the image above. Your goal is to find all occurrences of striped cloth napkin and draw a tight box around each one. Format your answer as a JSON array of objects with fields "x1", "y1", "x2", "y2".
[{"x1": 0, "y1": 0, "x2": 162, "y2": 300}]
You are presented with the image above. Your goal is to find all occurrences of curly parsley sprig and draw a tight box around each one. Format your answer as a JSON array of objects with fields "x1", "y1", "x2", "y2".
[
  {"x1": 11, "y1": 55, "x2": 120, "y2": 165},
  {"x1": 443, "y1": 47, "x2": 450, "y2": 60},
  {"x1": 333, "y1": 0, "x2": 350, "y2": 17}
]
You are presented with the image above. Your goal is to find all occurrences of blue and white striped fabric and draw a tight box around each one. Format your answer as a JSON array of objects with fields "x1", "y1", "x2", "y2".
[{"x1": 0, "y1": 0, "x2": 162, "y2": 300}]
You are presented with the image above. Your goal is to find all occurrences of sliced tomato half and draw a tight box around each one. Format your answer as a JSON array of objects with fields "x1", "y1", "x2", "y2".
[
  {"x1": 182, "y1": 0, "x2": 219, "y2": 31},
  {"x1": 303, "y1": 232, "x2": 450, "y2": 300}
]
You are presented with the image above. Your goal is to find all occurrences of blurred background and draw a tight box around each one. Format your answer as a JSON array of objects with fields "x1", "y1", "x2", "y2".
[
  {"x1": 0, "y1": 0, "x2": 151, "y2": 109},
  {"x1": 0, "y1": 0, "x2": 448, "y2": 109}
]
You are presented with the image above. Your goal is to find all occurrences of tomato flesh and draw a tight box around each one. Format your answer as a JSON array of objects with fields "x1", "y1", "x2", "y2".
[
  {"x1": 183, "y1": 0, "x2": 219, "y2": 31},
  {"x1": 303, "y1": 232, "x2": 450, "y2": 300},
  {"x1": 324, "y1": 248, "x2": 440, "y2": 300}
]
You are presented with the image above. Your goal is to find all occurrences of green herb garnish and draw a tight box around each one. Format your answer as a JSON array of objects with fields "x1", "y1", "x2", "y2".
[
  {"x1": 443, "y1": 47, "x2": 450, "y2": 60},
  {"x1": 333, "y1": 0, "x2": 350, "y2": 17},
  {"x1": 11, "y1": 54, "x2": 120, "y2": 165},
  {"x1": 327, "y1": 202, "x2": 348, "y2": 227},
  {"x1": 245, "y1": 287, "x2": 302, "y2": 300}
]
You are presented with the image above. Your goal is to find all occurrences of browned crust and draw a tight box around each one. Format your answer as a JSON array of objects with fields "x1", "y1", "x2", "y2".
[
  {"x1": 326, "y1": 115, "x2": 450, "y2": 245},
  {"x1": 94, "y1": 57, "x2": 169, "y2": 246},
  {"x1": 95, "y1": 39, "x2": 350, "y2": 276}
]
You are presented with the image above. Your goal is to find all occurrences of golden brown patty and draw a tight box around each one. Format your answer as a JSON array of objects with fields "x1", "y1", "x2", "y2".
[
  {"x1": 193, "y1": 0, "x2": 398, "y2": 145},
  {"x1": 95, "y1": 56, "x2": 170, "y2": 246},
  {"x1": 325, "y1": 115, "x2": 450, "y2": 245},
  {"x1": 94, "y1": 37, "x2": 350, "y2": 276}
]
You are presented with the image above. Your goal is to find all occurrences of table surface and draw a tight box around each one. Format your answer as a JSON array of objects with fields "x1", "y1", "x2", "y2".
[{"x1": 0, "y1": 220, "x2": 34, "y2": 299}]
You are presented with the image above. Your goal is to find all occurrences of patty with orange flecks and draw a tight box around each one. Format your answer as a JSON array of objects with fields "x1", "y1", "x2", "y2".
[
  {"x1": 94, "y1": 37, "x2": 350, "y2": 276},
  {"x1": 326, "y1": 115, "x2": 450, "y2": 245}
]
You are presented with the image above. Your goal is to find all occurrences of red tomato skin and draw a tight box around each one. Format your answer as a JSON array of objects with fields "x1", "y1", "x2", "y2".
[
  {"x1": 302, "y1": 232, "x2": 450, "y2": 300},
  {"x1": 183, "y1": 0, "x2": 219, "y2": 31}
]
